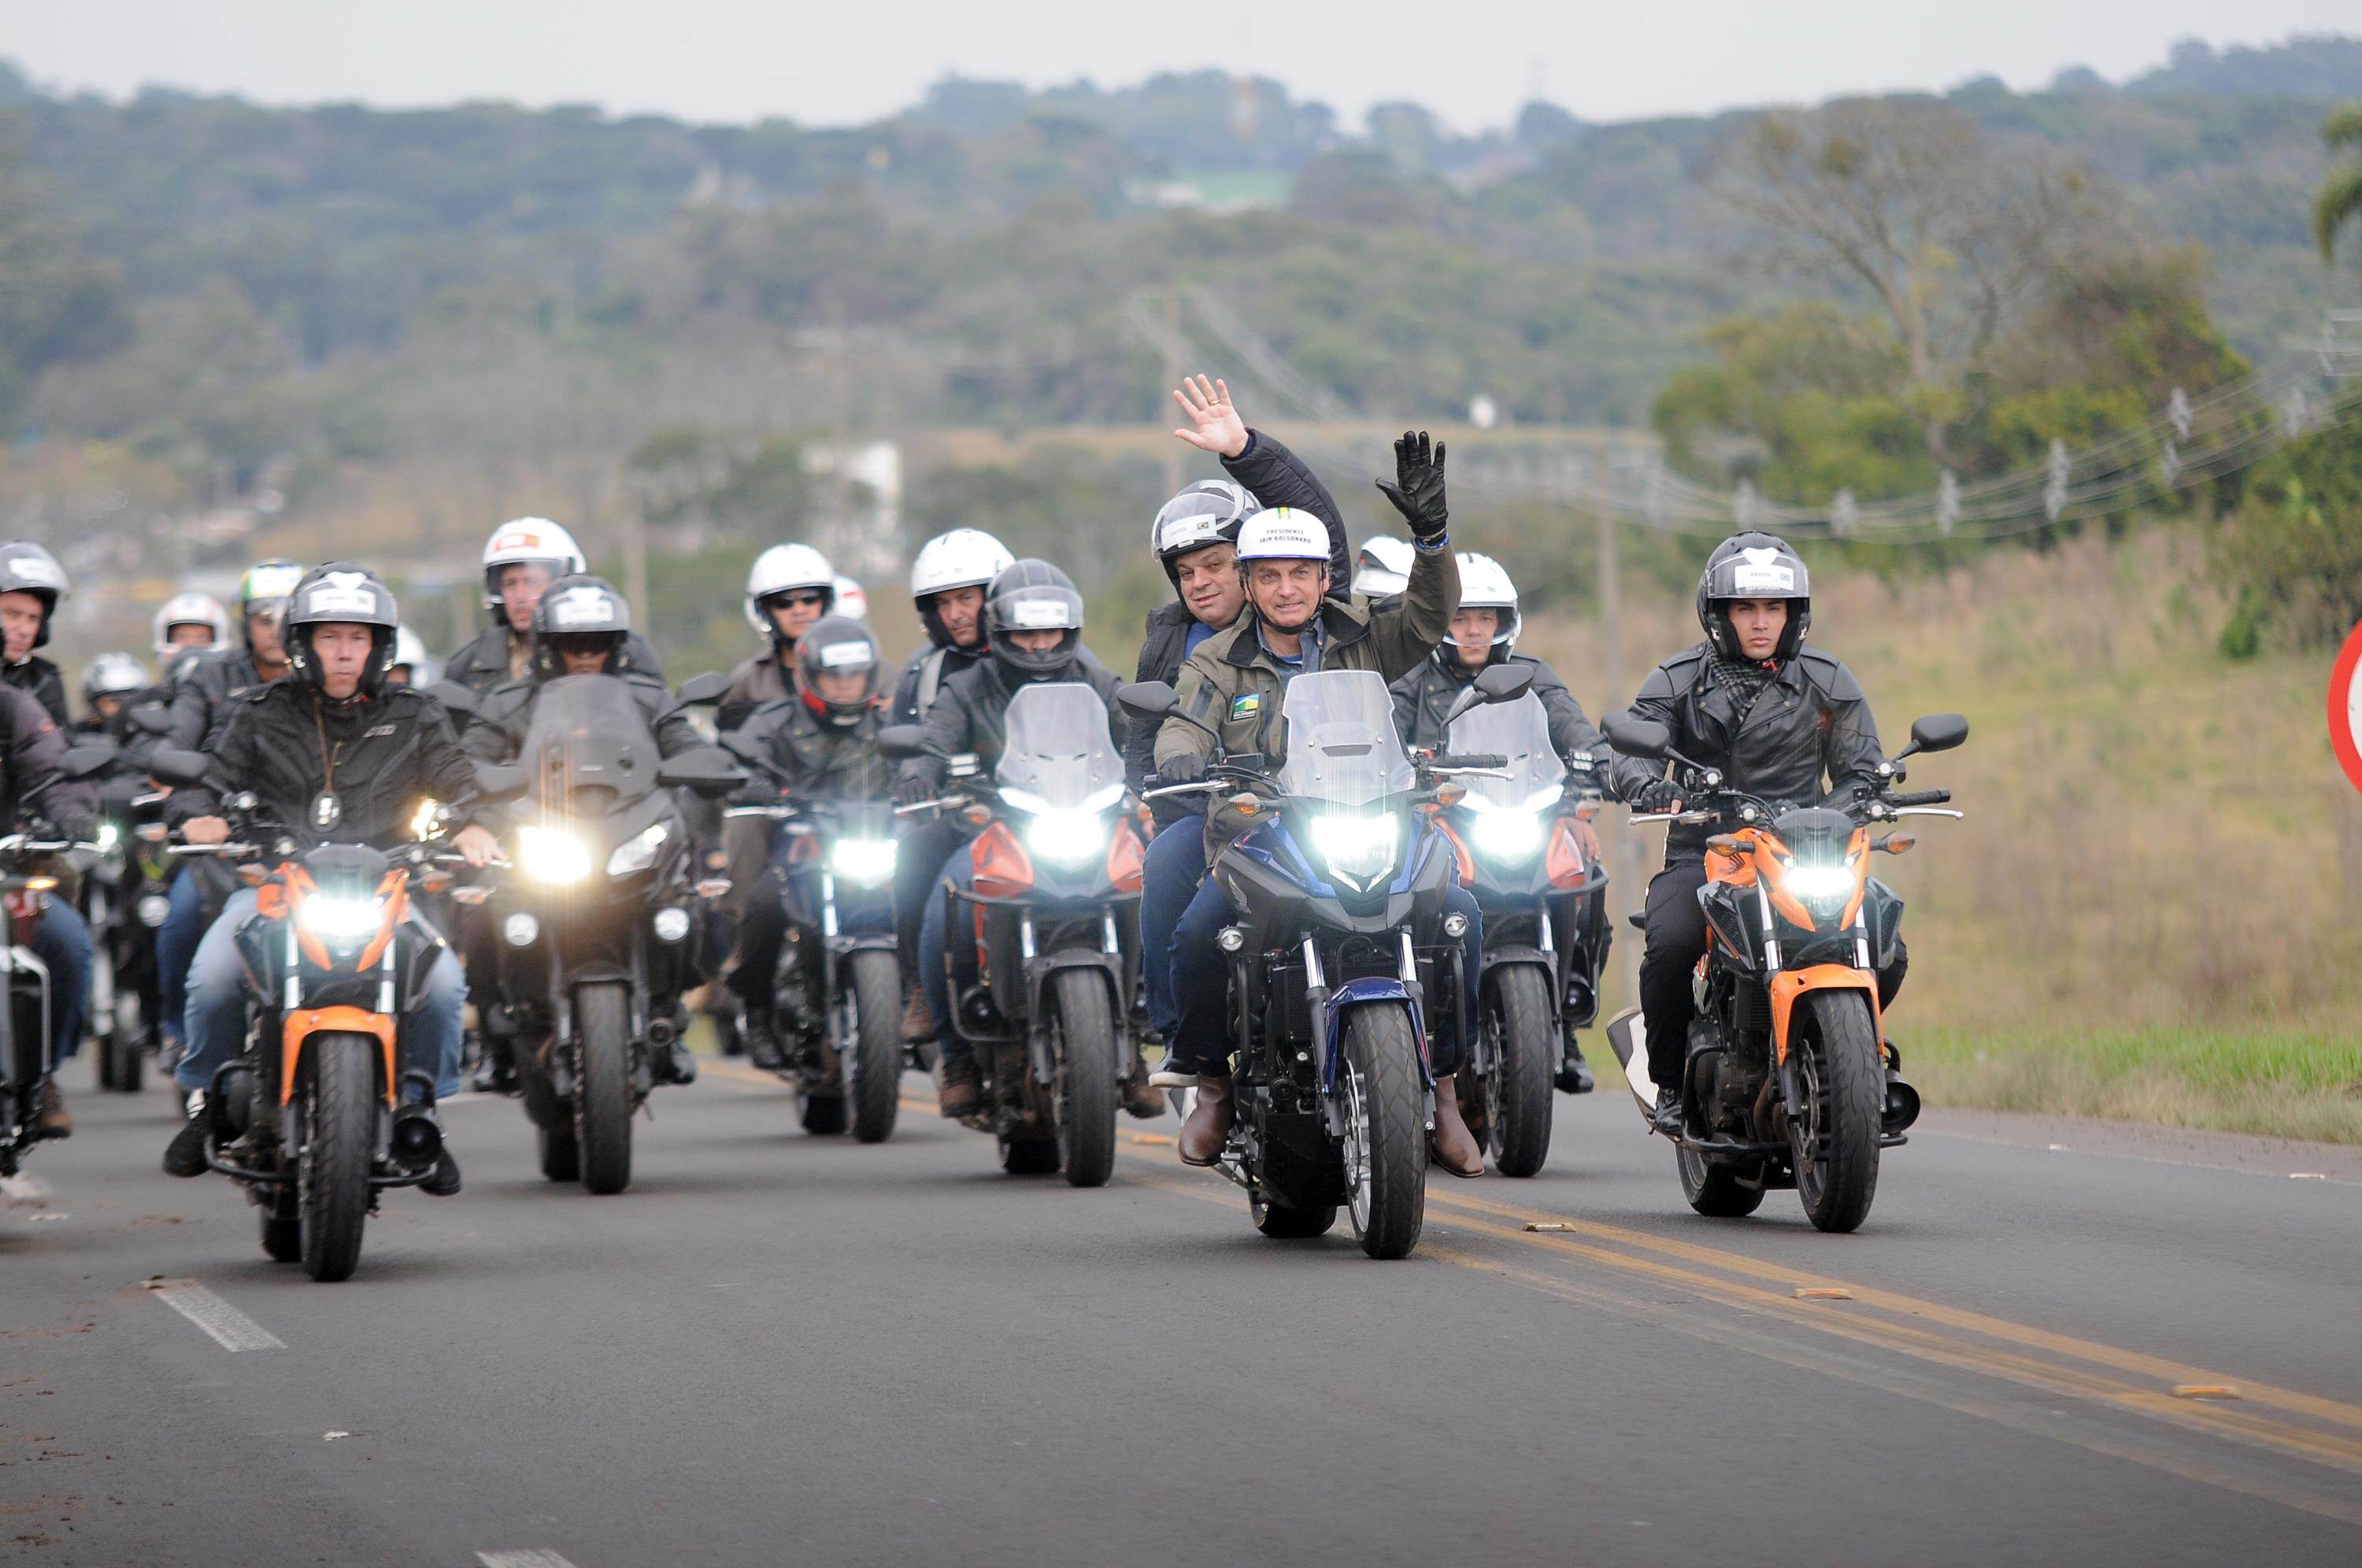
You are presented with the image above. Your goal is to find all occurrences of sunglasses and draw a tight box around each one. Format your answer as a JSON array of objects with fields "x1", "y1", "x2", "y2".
[{"x1": 774, "y1": 592, "x2": 828, "y2": 609}]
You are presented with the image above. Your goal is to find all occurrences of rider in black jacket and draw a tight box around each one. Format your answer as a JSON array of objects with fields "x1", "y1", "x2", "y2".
[
  {"x1": 1, "y1": 681, "x2": 101, "y2": 1139},
  {"x1": 0, "y1": 543, "x2": 73, "y2": 728},
  {"x1": 1604, "y1": 533, "x2": 1897, "y2": 1133},
  {"x1": 162, "y1": 564, "x2": 497, "y2": 1191}
]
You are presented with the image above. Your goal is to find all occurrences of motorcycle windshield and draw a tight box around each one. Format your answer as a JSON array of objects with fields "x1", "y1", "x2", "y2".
[
  {"x1": 1278, "y1": 670, "x2": 1414, "y2": 808},
  {"x1": 995, "y1": 683, "x2": 1123, "y2": 812},
  {"x1": 1446, "y1": 693, "x2": 1566, "y2": 810},
  {"x1": 520, "y1": 675, "x2": 663, "y2": 813}
]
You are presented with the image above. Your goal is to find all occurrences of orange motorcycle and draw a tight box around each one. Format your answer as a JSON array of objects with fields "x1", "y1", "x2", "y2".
[{"x1": 1601, "y1": 712, "x2": 1967, "y2": 1233}]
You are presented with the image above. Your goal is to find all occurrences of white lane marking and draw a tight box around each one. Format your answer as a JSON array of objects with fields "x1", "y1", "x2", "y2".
[
  {"x1": 479, "y1": 1552, "x2": 578, "y2": 1568},
  {"x1": 145, "y1": 1278, "x2": 286, "y2": 1352}
]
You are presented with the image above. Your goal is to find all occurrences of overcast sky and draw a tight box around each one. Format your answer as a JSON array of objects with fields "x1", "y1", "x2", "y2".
[{"x1": 2, "y1": 0, "x2": 2355, "y2": 131}]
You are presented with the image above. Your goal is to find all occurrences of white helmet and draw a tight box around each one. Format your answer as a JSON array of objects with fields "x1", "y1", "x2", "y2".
[
  {"x1": 391, "y1": 625, "x2": 439, "y2": 686},
  {"x1": 482, "y1": 517, "x2": 587, "y2": 622},
  {"x1": 1353, "y1": 536, "x2": 1413, "y2": 598},
  {"x1": 151, "y1": 590, "x2": 231, "y2": 663},
  {"x1": 831, "y1": 575, "x2": 869, "y2": 623},
  {"x1": 80, "y1": 650, "x2": 150, "y2": 705},
  {"x1": 909, "y1": 528, "x2": 1014, "y2": 601},
  {"x1": 744, "y1": 543, "x2": 836, "y2": 643},
  {"x1": 1449, "y1": 551, "x2": 1521, "y2": 659},
  {"x1": 1235, "y1": 507, "x2": 1331, "y2": 565}
]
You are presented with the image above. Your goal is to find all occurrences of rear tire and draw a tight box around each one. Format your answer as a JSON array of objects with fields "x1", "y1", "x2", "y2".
[
  {"x1": 798, "y1": 1088, "x2": 848, "y2": 1136},
  {"x1": 846, "y1": 950, "x2": 901, "y2": 1145},
  {"x1": 538, "y1": 1122, "x2": 580, "y2": 1183},
  {"x1": 574, "y1": 982, "x2": 634, "y2": 1196},
  {"x1": 1052, "y1": 969, "x2": 1118, "y2": 1189},
  {"x1": 1340, "y1": 1004, "x2": 1427, "y2": 1259},
  {"x1": 1790, "y1": 989, "x2": 1883, "y2": 1233},
  {"x1": 998, "y1": 1133, "x2": 1060, "y2": 1174},
  {"x1": 1678, "y1": 1143, "x2": 1768, "y2": 1218},
  {"x1": 259, "y1": 1196, "x2": 302, "y2": 1263},
  {"x1": 1252, "y1": 1196, "x2": 1338, "y2": 1239},
  {"x1": 1484, "y1": 967, "x2": 1555, "y2": 1178},
  {"x1": 299, "y1": 1032, "x2": 376, "y2": 1283}
]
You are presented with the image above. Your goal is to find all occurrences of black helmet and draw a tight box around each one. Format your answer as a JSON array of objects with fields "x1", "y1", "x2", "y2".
[
  {"x1": 0, "y1": 543, "x2": 69, "y2": 649},
  {"x1": 285, "y1": 563, "x2": 401, "y2": 698},
  {"x1": 1150, "y1": 479, "x2": 1253, "y2": 587},
  {"x1": 530, "y1": 574, "x2": 634, "y2": 680},
  {"x1": 795, "y1": 615, "x2": 884, "y2": 727},
  {"x1": 1696, "y1": 531, "x2": 1811, "y2": 664},
  {"x1": 983, "y1": 559, "x2": 1084, "y2": 683}
]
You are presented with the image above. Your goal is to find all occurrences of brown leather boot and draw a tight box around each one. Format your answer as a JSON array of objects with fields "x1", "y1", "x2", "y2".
[
  {"x1": 34, "y1": 1077, "x2": 71, "y2": 1141},
  {"x1": 936, "y1": 1054, "x2": 981, "y2": 1118},
  {"x1": 900, "y1": 990, "x2": 934, "y2": 1045},
  {"x1": 1177, "y1": 1073, "x2": 1234, "y2": 1167},
  {"x1": 1428, "y1": 1075, "x2": 1482, "y2": 1178}
]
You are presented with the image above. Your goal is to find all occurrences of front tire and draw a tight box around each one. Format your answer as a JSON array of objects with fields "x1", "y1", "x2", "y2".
[
  {"x1": 1339, "y1": 1004, "x2": 1427, "y2": 1260},
  {"x1": 846, "y1": 950, "x2": 901, "y2": 1145},
  {"x1": 1790, "y1": 989, "x2": 1883, "y2": 1233},
  {"x1": 298, "y1": 1032, "x2": 376, "y2": 1282},
  {"x1": 1051, "y1": 969, "x2": 1118, "y2": 1189},
  {"x1": 574, "y1": 982, "x2": 634, "y2": 1196},
  {"x1": 1483, "y1": 967, "x2": 1555, "y2": 1178}
]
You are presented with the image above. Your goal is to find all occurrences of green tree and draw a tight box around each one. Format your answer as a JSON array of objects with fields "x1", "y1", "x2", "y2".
[{"x1": 2316, "y1": 103, "x2": 2362, "y2": 278}]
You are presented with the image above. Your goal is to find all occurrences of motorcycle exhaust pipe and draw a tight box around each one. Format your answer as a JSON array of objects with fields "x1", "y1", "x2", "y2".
[
  {"x1": 1883, "y1": 1070, "x2": 1920, "y2": 1135},
  {"x1": 389, "y1": 1104, "x2": 442, "y2": 1167}
]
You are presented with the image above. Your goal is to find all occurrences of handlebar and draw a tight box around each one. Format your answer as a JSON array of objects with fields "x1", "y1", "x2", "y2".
[{"x1": 1886, "y1": 789, "x2": 1951, "y2": 809}]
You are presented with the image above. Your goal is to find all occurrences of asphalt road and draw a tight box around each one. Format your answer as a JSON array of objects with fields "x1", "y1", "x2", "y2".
[{"x1": 7, "y1": 1059, "x2": 2360, "y2": 1566}]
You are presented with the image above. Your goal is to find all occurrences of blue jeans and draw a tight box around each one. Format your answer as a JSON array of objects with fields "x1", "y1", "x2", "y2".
[
  {"x1": 32, "y1": 900, "x2": 92, "y2": 1069},
  {"x1": 916, "y1": 844, "x2": 975, "y2": 1069},
  {"x1": 1138, "y1": 817, "x2": 1205, "y2": 1044},
  {"x1": 155, "y1": 869, "x2": 209, "y2": 1045},
  {"x1": 176, "y1": 888, "x2": 466, "y2": 1101},
  {"x1": 1169, "y1": 876, "x2": 1484, "y2": 1078}
]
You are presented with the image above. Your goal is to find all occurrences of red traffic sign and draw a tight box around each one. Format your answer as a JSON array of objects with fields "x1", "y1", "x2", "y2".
[{"x1": 2332, "y1": 617, "x2": 2362, "y2": 795}]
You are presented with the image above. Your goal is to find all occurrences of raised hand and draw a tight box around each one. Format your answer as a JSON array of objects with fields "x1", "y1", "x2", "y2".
[
  {"x1": 1375, "y1": 429, "x2": 1449, "y2": 541},
  {"x1": 1170, "y1": 374, "x2": 1250, "y2": 460}
]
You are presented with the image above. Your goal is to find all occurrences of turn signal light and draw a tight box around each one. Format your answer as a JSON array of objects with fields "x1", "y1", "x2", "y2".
[
  {"x1": 1876, "y1": 833, "x2": 1917, "y2": 855},
  {"x1": 1435, "y1": 780, "x2": 1467, "y2": 807},
  {"x1": 1227, "y1": 791, "x2": 1261, "y2": 817}
]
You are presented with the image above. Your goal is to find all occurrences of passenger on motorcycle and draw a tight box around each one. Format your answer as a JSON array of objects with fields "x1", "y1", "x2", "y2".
[
  {"x1": 0, "y1": 682, "x2": 101, "y2": 1138},
  {"x1": 726, "y1": 615, "x2": 894, "y2": 1070},
  {"x1": 1390, "y1": 551, "x2": 1608, "y2": 1093},
  {"x1": 1153, "y1": 434, "x2": 1484, "y2": 1175},
  {"x1": 895, "y1": 559, "x2": 1137, "y2": 1118},
  {"x1": 1605, "y1": 533, "x2": 1900, "y2": 1134},
  {"x1": 442, "y1": 519, "x2": 663, "y2": 699},
  {"x1": 154, "y1": 560, "x2": 307, "y2": 1053},
  {"x1": 888, "y1": 528, "x2": 1014, "y2": 1037},
  {"x1": 0, "y1": 543, "x2": 73, "y2": 727},
  {"x1": 459, "y1": 575, "x2": 706, "y2": 1087},
  {"x1": 162, "y1": 564, "x2": 498, "y2": 1191},
  {"x1": 1131, "y1": 375, "x2": 1353, "y2": 1065}
]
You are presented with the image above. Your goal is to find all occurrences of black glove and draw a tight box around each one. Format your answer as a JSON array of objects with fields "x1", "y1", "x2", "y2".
[
  {"x1": 892, "y1": 769, "x2": 938, "y2": 808},
  {"x1": 1628, "y1": 779, "x2": 1682, "y2": 814},
  {"x1": 1154, "y1": 753, "x2": 1208, "y2": 789},
  {"x1": 1375, "y1": 429, "x2": 1449, "y2": 543},
  {"x1": 61, "y1": 814, "x2": 102, "y2": 846}
]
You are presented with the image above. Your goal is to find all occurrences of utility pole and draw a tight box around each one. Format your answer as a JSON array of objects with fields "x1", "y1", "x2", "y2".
[
  {"x1": 1159, "y1": 287, "x2": 1184, "y2": 498},
  {"x1": 1586, "y1": 438, "x2": 1642, "y2": 1014},
  {"x1": 828, "y1": 288, "x2": 855, "y2": 549},
  {"x1": 622, "y1": 481, "x2": 650, "y2": 623}
]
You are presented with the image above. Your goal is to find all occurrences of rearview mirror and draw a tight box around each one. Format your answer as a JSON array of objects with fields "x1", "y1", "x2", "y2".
[
  {"x1": 656, "y1": 745, "x2": 747, "y2": 797},
  {"x1": 877, "y1": 725, "x2": 930, "y2": 762},
  {"x1": 717, "y1": 730, "x2": 763, "y2": 763},
  {"x1": 147, "y1": 746, "x2": 213, "y2": 788},
  {"x1": 1441, "y1": 661, "x2": 1536, "y2": 727},
  {"x1": 1118, "y1": 682, "x2": 1179, "y2": 723},
  {"x1": 128, "y1": 702, "x2": 172, "y2": 737},
  {"x1": 59, "y1": 743, "x2": 117, "y2": 780},
  {"x1": 1898, "y1": 712, "x2": 1969, "y2": 758},
  {"x1": 472, "y1": 762, "x2": 528, "y2": 803},
  {"x1": 426, "y1": 680, "x2": 479, "y2": 720},
  {"x1": 675, "y1": 671, "x2": 731, "y2": 707},
  {"x1": 1602, "y1": 712, "x2": 1672, "y2": 761}
]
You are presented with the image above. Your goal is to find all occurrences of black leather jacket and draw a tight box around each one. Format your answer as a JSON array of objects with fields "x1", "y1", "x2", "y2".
[
  {"x1": 442, "y1": 623, "x2": 665, "y2": 700},
  {"x1": 461, "y1": 670, "x2": 703, "y2": 768},
  {"x1": 2, "y1": 656, "x2": 68, "y2": 729},
  {"x1": 0, "y1": 684, "x2": 97, "y2": 834},
  {"x1": 1605, "y1": 644, "x2": 1884, "y2": 860},
  {"x1": 894, "y1": 653, "x2": 1124, "y2": 796},
  {"x1": 735, "y1": 698, "x2": 890, "y2": 803}
]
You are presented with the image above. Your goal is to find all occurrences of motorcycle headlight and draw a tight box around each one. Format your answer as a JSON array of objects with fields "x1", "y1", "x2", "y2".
[
  {"x1": 518, "y1": 824, "x2": 591, "y2": 886},
  {"x1": 1783, "y1": 856, "x2": 1860, "y2": 917},
  {"x1": 1470, "y1": 808, "x2": 1546, "y2": 864},
  {"x1": 96, "y1": 821, "x2": 120, "y2": 852},
  {"x1": 1309, "y1": 812, "x2": 1401, "y2": 889},
  {"x1": 301, "y1": 894, "x2": 387, "y2": 943},
  {"x1": 1023, "y1": 809, "x2": 1111, "y2": 867},
  {"x1": 607, "y1": 822, "x2": 668, "y2": 878},
  {"x1": 828, "y1": 837, "x2": 898, "y2": 886}
]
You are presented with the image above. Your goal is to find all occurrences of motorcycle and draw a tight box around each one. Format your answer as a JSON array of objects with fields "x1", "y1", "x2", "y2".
[
  {"x1": 1428, "y1": 693, "x2": 1608, "y2": 1177},
  {"x1": 145, "y1": 745, "x2": 500, "y2": 1281},
  {"x1": 1123, "y1": 663, "x2": 1532, "y2": 1259},
  {"x1": 715, "y1": 734, "x2": 905, "y2": 1142},
  {"x1": 0, "y1": 756, "x2": 113, "y2": 1178},
  {"x1": 1597, "y1": 709, "x2": 1968, "y2": 1233},
  {"x1": 83, "y1": 772, "x2": 173, "y2": 1093},
  {"x1": 467, "y1": 674, "x2": 742, "y2": 1195},
  {"x1": 879, "y1": 682, "x2": 1142, "y2": 1187}
]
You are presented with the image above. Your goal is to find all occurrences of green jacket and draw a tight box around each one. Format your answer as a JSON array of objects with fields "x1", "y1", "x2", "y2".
[{"x1": 1154, "y1": 542, "x2": 1459, "y2": 858}]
